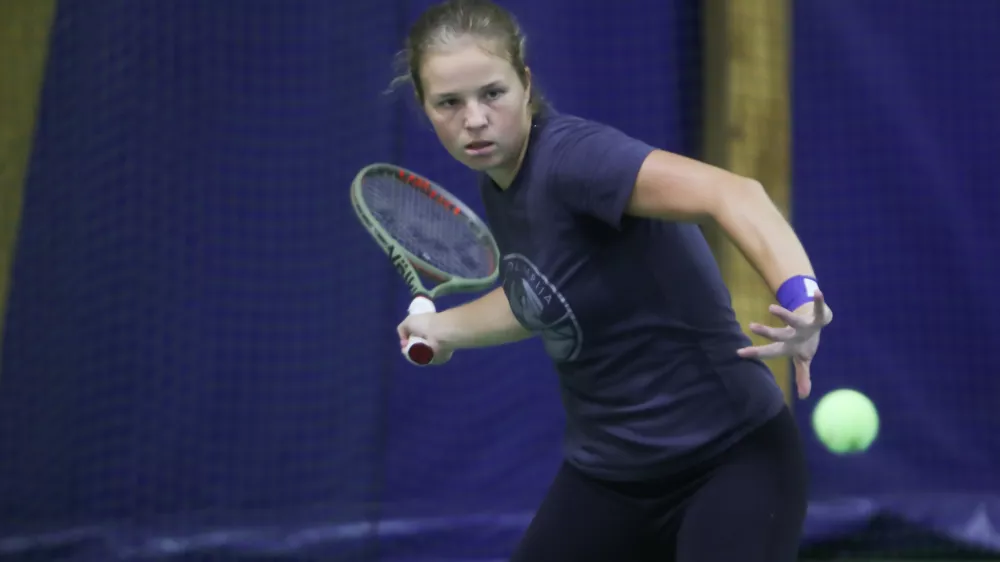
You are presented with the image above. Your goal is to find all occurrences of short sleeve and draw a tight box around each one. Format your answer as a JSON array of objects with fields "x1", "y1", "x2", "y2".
[{"x1": 548, "y1": 120, "x2": 656, "y2": 228}]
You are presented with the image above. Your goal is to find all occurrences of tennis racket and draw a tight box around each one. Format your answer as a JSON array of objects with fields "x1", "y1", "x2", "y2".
[{"x1": 350, "y1": 163, "x2": 500, "y2": 366}]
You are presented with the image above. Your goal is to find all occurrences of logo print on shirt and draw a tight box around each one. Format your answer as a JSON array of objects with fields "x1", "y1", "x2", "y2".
[{"x1": 502, "y1": 254, "x2": 582, "y2": 362}]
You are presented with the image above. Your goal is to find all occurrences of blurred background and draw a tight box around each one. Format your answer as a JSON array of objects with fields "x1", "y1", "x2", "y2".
[{"x1": 0, "y1": 0, "x2": 997, "y2": 561}]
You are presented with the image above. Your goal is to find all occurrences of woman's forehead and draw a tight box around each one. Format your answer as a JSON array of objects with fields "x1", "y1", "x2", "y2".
[{"x1": 421, "y1": 39, "x2": 516, "y2": 95}]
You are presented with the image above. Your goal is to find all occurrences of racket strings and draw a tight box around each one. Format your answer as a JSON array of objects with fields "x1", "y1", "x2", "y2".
[{"x1": 362, "y1": 175, "x2": 493, "y2": 279}]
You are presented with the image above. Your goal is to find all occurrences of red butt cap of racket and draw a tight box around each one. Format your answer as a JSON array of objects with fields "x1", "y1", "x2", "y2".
[{"x1": 403, "y1": 296, "x2": 437, "y2": 366}]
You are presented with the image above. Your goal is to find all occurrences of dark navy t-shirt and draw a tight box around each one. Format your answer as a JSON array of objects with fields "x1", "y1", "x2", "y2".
[{"x1": 479, "y1": 110, "x2": 786, "y2": 481}]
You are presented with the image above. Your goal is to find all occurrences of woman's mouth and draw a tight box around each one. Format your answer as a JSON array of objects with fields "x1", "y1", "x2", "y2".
[{"x1": 464, "y1": 141, "x2": 495, "y2": 156}]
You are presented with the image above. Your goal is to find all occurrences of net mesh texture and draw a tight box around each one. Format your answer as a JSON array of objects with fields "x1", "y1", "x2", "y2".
[{"x1": 0, "y1": 1, "x2": 996, "y2": 561}]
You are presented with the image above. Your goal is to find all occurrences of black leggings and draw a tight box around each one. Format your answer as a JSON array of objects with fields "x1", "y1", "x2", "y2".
[{"x1": 510, "y1": 406, "x2": 808, "y2": 562}]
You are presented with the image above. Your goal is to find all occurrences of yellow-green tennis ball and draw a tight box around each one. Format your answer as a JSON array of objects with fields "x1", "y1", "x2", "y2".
[{"x1": 811, "y1": 389, "x2": 879, "y2": 454}]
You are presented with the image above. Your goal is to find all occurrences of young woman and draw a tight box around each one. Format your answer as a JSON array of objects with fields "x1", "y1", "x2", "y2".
[{"x1": 394, "y1": 1, "x2": 831, "y2": 560}]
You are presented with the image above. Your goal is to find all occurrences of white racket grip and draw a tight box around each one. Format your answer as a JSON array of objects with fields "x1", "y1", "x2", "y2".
[{"x1": 403, "y1": 296, "x2": 437, "y2": 366}]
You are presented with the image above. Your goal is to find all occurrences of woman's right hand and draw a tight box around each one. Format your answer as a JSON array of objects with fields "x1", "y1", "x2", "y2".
[{"x1": 396, "y1": 311, "x2": 454, "y2": 365}]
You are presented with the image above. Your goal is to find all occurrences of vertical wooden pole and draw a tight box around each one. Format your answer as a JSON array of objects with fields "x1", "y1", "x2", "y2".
[
  {"x1": 0, "y1": 1, "x2": 57, "y2": 380},
  {"x1": 702, "y1": 0, "x2": 793, "y2": 402}
]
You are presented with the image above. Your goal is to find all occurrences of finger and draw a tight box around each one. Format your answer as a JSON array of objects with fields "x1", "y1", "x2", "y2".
[
  {"x1": 811, "y1": 290, "x2": 831, "y2": 327},
  {"x1": 748, "y1": 322, "x2": 796, "y2": 342},
  {"x1": 397, "y1": 319, "x2": 416, "y2": 348},
  {"x1": 769, "y1": 304, "x2": 812, "y2": 329},
  {"x1": 737, "y1": 341, "x2": 786, "y2": 359},
  {"x1": 795, "y1": 358, "x2": 812, "y2": 399},
  {"x1": 812, "y1": 289, "x2": 824, "y2": 308}
]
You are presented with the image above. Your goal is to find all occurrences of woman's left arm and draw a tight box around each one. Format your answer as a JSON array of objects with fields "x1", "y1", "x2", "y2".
[{"x1": 625, "y1": 149, "x2": 833, "y2": 399}]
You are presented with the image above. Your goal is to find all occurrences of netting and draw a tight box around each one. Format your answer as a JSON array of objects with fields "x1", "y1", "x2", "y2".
[
  {"x1": 0, "y1": 1, "x2": 997, "y2": 561},
  {"x1": 0, "y1": 2, "x2": 398, "y2": 561},
  {"x1": 791, "y1": 1, "x2": 1000, "y2": 558}
]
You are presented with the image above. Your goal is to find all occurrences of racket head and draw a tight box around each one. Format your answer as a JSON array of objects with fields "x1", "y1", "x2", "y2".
[{"x1": 350, "y1": 163, "x2": 500, "y2": 298}]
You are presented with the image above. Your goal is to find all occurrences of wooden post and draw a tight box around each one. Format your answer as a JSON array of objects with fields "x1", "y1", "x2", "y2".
[
  {"x1": 0, "y1": 1, "x2": 57, "y2": 379},
  {"x1": 702, "y1": 0, "x2": 793, "y2": 402}
]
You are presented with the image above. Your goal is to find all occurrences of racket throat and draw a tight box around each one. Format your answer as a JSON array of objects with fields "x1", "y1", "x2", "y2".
[{"x1": 389, "y1": 246, "x2": 421, "y2": 295}]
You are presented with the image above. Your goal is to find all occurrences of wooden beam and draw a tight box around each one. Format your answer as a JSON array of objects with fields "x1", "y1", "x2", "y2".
[
  {"x1": 0, "y1": 0, "x2": 57, "y2": 379},
  {"x1": 702, "y1": 0, "x2": 793, "y2": 403}
]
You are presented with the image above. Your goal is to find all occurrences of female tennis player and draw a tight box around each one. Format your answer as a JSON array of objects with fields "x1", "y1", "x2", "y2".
[{"x1": 394, "y1": 1, "x2": 831, "y2": 560}]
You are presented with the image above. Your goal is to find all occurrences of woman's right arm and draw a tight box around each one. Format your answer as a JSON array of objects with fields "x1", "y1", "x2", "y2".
[{"x1": 397, "y1": 287, "x2": 533, "y2": 356}]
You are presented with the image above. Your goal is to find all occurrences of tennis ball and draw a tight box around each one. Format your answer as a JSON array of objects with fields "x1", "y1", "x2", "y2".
[{"x1": 811, "y1": 388, "x2": 879, "y2": 454}]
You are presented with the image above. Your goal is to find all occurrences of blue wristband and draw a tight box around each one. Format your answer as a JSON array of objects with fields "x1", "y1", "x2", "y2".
[{"x1": 776, "y1": 275, "x2": 819, "y2": 311}]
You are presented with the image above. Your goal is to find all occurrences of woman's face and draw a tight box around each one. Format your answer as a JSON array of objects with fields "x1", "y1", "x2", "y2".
[{"x1": 419, "y1": 35, "x2": 532, "y2": 185}]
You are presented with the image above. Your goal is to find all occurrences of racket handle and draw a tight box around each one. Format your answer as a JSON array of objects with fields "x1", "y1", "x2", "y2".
[{"x1": 403, "y1": 296, "x2": 437, "y2": 366}]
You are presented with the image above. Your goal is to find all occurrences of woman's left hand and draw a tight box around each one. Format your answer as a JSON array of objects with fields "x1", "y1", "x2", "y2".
[{"x1": 737, "y1": 291, "x2": 833, "y2": 399}]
